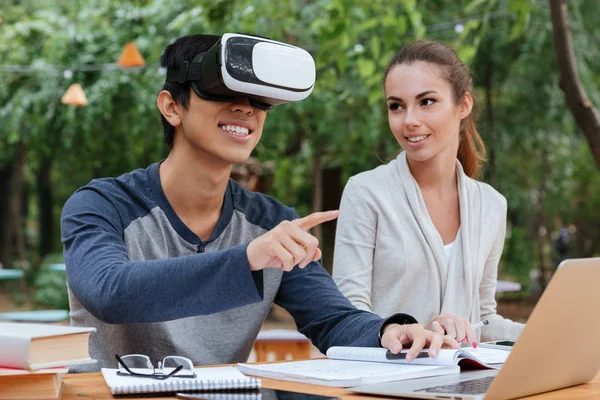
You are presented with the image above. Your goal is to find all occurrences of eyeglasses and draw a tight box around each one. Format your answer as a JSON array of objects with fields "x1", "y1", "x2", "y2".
[{"x1": 115, "y1": 354, "x2": 196, "y2": 380}]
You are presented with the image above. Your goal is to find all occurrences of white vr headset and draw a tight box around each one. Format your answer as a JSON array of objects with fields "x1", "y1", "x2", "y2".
[{"x1": 166, "y1": 33, "x2": 316, "y2": 110}]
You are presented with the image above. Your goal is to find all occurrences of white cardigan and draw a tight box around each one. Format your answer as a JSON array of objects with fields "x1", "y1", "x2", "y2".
[{"x1": 332, "y1": 152, "x2": 524, "y2": 341}]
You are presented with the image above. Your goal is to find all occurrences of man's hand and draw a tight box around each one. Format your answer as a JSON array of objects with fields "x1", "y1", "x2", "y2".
[
  {"x1": 426, "y1": 313, "x2": 477, "y2": 346},
  {"x1": 381, "y1": 323, "x2": 461, "y2": 362},
  {"x1": 246, "y1": 211, "x2": 339, "y2": 272}
]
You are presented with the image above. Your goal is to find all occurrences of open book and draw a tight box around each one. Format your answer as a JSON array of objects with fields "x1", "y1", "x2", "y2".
[
  {"x1": 326, "y1": 346, "x2": 510, "y2": 369},
  {"x1": 237, "y1": 359, "x2": 458, "y2": 387}
]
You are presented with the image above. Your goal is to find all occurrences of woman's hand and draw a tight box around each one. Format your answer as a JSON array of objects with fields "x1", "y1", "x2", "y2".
[{"x1": 426, "y1": 313, "x2": 477, "y2": 347}]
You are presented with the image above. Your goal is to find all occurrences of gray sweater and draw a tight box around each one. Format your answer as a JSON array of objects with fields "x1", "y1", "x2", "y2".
[
  {"x1": 61, "y1": 162, "x2": 393, "y2": 372},
  {"x1": 333, "y1": 152, "x2": 524, "y2": 341}
]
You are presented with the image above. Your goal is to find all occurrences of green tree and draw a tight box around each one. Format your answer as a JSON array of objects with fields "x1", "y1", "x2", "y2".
[{"x1": 0, "y1": 0, "x2": 598, "y2": 291}]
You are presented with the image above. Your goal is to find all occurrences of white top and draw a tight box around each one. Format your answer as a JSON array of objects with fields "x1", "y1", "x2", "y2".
[
  {"x1": 443, "y1": 240, "x2": 455, "y2": 271},
  {"x1": 332, "y1": 152, "x2": 524, "y2": 341}
]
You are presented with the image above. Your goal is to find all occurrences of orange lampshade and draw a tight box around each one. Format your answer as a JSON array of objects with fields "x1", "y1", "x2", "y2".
[
  {"x1": 61, "y1": 83, "x2": 88, "y2": 106},
  {"x1": 117, "y1": 42, "x2": 145, "y2": 68}
]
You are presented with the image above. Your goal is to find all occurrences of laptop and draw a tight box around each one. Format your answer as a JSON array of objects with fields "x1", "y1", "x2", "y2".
[{"x1": 349, "y1": 258, "x2": 600, "y2": 400}]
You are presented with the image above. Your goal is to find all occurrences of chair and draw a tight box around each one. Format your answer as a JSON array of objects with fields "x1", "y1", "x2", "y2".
[
  {"x1": 48, "y1": 263, "x2": 67, "y2": 273},
  {"x1": 253, "y1": 329, "x2": 312, "y2": 361},
  {"x1": 0, "y1": 269, "x2": 24, "y2": 281},
  {"x1": 0, "y1": 309, "x2": 69, "y2": 323}
]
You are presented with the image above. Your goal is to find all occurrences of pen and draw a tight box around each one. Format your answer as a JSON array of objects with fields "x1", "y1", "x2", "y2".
[
  {"x1": 471, "y1": 319, "x2": 489, "y2": 330},
  {"x1": 469, "y1": 320, "x2": 489, "y2": 348}
]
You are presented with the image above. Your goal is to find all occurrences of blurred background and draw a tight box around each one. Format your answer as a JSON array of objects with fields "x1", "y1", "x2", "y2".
[{"x1": 0, "y1": 0, "x2": 599, "y2": 323}]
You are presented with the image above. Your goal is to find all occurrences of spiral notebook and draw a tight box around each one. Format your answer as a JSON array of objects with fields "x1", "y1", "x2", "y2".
[{"x1": 101, "y1": 366, "x2": 261, "y2": 395}]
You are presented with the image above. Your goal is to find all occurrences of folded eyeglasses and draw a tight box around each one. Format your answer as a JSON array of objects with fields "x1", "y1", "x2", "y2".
[{"x1": 115, "y1": 354, "x2": 196, "y2": 380}]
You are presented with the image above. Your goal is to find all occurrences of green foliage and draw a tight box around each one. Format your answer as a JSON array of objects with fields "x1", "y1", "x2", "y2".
[
  {"x1": 503, "y1": 226, "x2": 535, "y2": 283},
  {"x1": 508, "y1": 0, "x2": 535, "y2": 39},
  {"x1": 569, "y1": 144, "x2": 600, "y2": 257},
  {"x1": 0, "y1": 0, "x2": 599, "y2": 297},
  {"x1": 33, "y1": 270, "x2": 69, "y2": 310}
]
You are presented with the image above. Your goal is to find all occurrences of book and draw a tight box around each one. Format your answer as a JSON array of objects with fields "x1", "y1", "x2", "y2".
[
  {"x1": 176, "y1": 388, "x2": 336, "y2": 400},
  {"x1": 176, "y1": 390, "x2": 262, "y2": 400},
  {"x1": 237, "y1": 359, "x2": 459, "y2": 387},
  {"x1": 101, "y1": 366, "x2": 261, "y2": 395},
  {"x1": 326, "y1": 346, "x2": 510, "y2": 369},
  {"x1": 0, "y1": 323, "x2": 96, "y2": 370},
  {"x1": 0, "y1": 367, "x2": 67, "y2": 400}
]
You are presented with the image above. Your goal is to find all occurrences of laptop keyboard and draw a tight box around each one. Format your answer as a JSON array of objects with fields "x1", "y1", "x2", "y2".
[{"x1": 416, "y1": 376, "x2": 495, "y2": 395}]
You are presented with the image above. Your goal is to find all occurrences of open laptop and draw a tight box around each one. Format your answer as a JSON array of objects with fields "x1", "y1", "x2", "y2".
[{"x1": 350, "y1": 258, "x2": 600, "y2": 400}]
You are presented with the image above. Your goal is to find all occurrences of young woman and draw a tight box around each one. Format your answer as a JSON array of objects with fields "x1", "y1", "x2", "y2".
[{"x1": 333, "y1": 40, "x2": 524, "y2": 345}]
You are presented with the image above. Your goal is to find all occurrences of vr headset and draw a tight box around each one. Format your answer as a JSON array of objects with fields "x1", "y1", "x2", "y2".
[{"x1": 165, "y1": 33, "x2": 316, "y2": 110}]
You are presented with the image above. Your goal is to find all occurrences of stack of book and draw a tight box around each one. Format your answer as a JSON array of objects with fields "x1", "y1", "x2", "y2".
[{"x1": 0, "y1": 323, "x2": 96, "y2": 400}]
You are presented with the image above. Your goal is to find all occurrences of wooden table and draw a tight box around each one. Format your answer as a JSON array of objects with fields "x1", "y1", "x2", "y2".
[{"x1": 62, "y1": 370, "x2": 600, "y2": 399}]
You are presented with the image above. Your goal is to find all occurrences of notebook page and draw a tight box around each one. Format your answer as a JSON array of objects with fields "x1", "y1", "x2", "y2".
[
  {"x1": 238, "y1": 359, "x2": 459, "y2": 387},
  {"x1": 460, "y1": 347, "x2": 510, "y2": 364}
]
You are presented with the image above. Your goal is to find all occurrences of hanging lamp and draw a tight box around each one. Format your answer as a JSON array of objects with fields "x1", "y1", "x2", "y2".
[
  {"x1": 61, "y1": 83, "x2": 88, "y2": 106},
  {"x1": 117, "y1": 42, "x2": 145, "y2": 68}
]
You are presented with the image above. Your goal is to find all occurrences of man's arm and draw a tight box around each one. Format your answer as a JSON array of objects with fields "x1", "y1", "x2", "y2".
[
  {"x1": 275, "y1": 259, "x2": 386, "y2": 350},
  {"x1": 258, "y1": 207, "x2": 460, "y2": 358},
  {"x1": 270, "y1": 207, "x2": 411, "y2": 351},
  {"x1": 276, "y1": 261, "x2": 461, "y2": 360},
  {"x1": 61, "y1": 189, "x2": 264, "y2": 324}
]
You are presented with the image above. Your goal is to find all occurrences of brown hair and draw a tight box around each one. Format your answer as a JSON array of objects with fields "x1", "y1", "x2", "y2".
[{"x1": 384, "y1": 40, "x2": 486, "y2": 179}]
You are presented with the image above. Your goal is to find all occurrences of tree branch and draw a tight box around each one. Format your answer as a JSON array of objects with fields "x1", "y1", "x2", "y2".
[{"x1": 548, "y1": 0, "x2": 600, "y2": 168}]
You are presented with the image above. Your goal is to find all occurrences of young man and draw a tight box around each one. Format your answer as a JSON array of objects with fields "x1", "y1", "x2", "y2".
[{"x1": 61, "y1": 34, "x2": 458, "y2": 372}]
